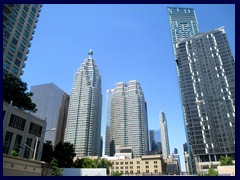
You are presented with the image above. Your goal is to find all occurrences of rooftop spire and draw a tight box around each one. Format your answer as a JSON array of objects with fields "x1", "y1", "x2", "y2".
[{"x1": 88, "y1": 49, "x2": 93, "y2": 59}]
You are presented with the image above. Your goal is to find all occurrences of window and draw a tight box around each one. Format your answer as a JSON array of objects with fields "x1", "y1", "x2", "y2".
[
  {"x1": 9, "y1": 45, "x2": 15, "y2": 53},
  {"x1": 145, "y1": 161, "x2": 149, "y2": 164},
  {"x1": 4, "y1": 61, "x2": 10, "y2": 70},
  {"x1": 9, "y1": 114, "x2": 26, "y2": 130},
  {"x1": 17, "y1": 51, "x2": 23, "y2": 59},
  {"x1": 4, "y1": 30, "x2": 10, "y2": 38},
  {"x1": 137, "y1": 166, "x2": 140, "y2": 169},
  {"x1": 22, "y1": 38, "x2": 27, "y2": 44},
  {"x1": 15, "y1": 59, "x2": 21, "y2": 67},
  {"x1": 23, "y1": 138, "x2": 32, "y2": 158},
  {"x1": 23, "y1": 5, "x2": 29, "y2": 12},
  {"x1": 22, "y1": 11, "x2": 27, "y2": 18},
  {"x1": 14, "y1": 134, "x2": 23, "y2": 153},
  {"x1": 19, "y1": 17, "x2": 25, "y2": 25},
  {"x1": 116, "y1": 162, "x2": 119, "y2": 165},
  {"x1": 125, "y1": 162, "x2": 128, "y2": 165},
  {"x1": 24, "y1": 30, "x2": 29, "y2": 38},
  {"x1": 137, "y1": 161, "x2": 140, "y2": 164},
  {"x1": 130, "y1": 161, "x2": 133, "y2": 164},
  {"x1": 120, "y1": 162, "x2": 123, "y2": 165},
  {"x1": 13, "y1": 66, "x2": 18, "y2": 76},
  {"x1": 146, "y1": 166, "x2": 149, "y2": 169},
  {"x1": 6, "y1": 53, "x2": 13, "y2": 61},
  {"x1": 154, "y1": 165, "x2": 158, "y2": 168},
  {"x1": 14, "y1": 31, "x2": 20, "y2": 39},
  {"x1": 3, "y1": 131, "x2": 13, "y2": 154},
  {"x1": 146, "y1": 170, "x2": 149, "y2": 173},
  {"x1": 12, "y1": 38, "x2": 18, "y2": 46},
  {"x1": 17, "y1": 23, "x2": 22, "y2": 32},
  {"x1": 28, "y1": 122, "x2": 42, "y2": 137},
  {"x1": 154, "y1": 170, "x2": 158, "y2": 173},
  {"x1": 154, "y1": 161, "x2": 158, "y2": 164},
  {"x1": 19, "y1": 44, "x2": 25, "y2": 52}
]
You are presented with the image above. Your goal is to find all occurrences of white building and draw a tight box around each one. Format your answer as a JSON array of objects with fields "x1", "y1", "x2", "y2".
[
  {"x1": 160, "y1": 112, "x2": 170, "y2": 159},
  {"x1": 109, "y1": 80, "x2": 149, "y2": 157},
  {"x1": 64, "y1": 50, "x2": 102, "y2": 158}
]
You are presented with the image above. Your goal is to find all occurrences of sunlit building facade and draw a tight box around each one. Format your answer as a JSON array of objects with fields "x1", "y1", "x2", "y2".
[
  {"x1": 64, "y1": 50, "x2": 102, "y2": 158},
  {"x1": 3, "y1": 4, "x2": 42, "y2": 78}
]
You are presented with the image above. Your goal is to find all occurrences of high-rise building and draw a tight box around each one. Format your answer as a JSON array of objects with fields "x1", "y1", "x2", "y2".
[
  {"x1": 109, "y1": 80, "x2": 149, "y2": 157},
  {"x1": 175, "y1": 27, "x2": 235, "y2": 171},
  {"x1": 168, "y1": 6, "x2": 199, "y2": 57},
  {"x1": 3, "y1": 4, "x2": 42, "y2": 78},
  {"x1": 168, "y1": 6, "x2": 199, "y2": 174},
  {"x1": 64, "y1": 50, "x2": 102, "y2": 158},
  {"x1": 30, "y1": 83, "x2": 69, "y2": 147},
  {"x1": 173, "y1": 148, "x2": 181, "y2": 173},
  {"x1": 149, "y1": 129, "x2": 162, "y2": 154},
  {"x1": 105, "y1": 89, "x2": 114, "y2": 156},
  {"x1": 160, "y1": 111, "x2": 170, "y2": 159}
]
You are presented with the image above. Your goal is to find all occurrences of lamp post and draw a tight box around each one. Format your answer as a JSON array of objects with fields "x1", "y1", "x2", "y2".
[{"x1": 33, "y1": 127, "x2": 56, "y2": 160}]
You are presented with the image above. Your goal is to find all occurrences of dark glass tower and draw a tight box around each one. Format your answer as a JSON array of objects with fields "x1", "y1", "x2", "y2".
[
  {"x1": 3, "y1": 4, "x2": 42, "y2": 78},
  {"x1": 176, "y1": 27, "x2": 235, "y2": 173}
]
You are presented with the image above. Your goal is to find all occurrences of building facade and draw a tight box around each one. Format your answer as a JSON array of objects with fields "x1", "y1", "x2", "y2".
[
  {"x1": 175, "y1": 27, "x2": 235, "y2": 172},
  {"x1": 159, "y1": 112, "x2": 170, "y2": 159},
  {"x1": 109, "y1": 80, "x2": 149, "y2": 158},
  {"x1": 3, "y1": 4, "x2": 42, "y2": 78},
  {"x1": 64, "y1": 50, "x2": 102, "y2": 158},
  {"x1": 105, "y1": 89, "x2": 114, "y2": 156},
  {"x1": 110, "y1": 154, "x2": 166, "y2": 176},
  {"x1": 168, "y1": 6, "x2": 200, "y2": 174},
  {"x1": 30, "y1": 83, "x2": 69, "y2": 147},
  {"x1": 3, "y1": 101, "x2": 47, "y2": 161},
  {"x1": 168, "y1": 6, "x2": 199, "y2": 57},
  {"x1": 149, "y1": 129, "x2": 162, "y2": 154}
]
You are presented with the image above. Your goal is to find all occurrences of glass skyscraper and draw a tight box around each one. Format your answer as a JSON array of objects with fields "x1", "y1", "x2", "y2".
[
  {"x1": 160, "y1": 111, "x2": 170, "y2": 159},
  {"x1": 109, "y1": 80, "x2": 149, "y2": 157},
  {"x1": 105, "y1": 89, "x2": 114, "y2": 156},
  {"x1": 149, "y1": 129, "x2": 162, "y2": 154},
  {"x1": 30, "y1": 83, "x2": 69, "y2": 147},
  {"x1": 64, "y1": 50, "x2": 102, "y2": 158},
  {"x1": 176, "y1": 27, "x2": 235, "y2": 167},
  {"x1": 168, "y1": 7, "x2": 199, "y2": 57},
  {"x1": 3, "y1": 4, "x2": 42, "y2": 78},
  {"x1": 168, "y1": 6, "x2": 235, "y2": 174}
]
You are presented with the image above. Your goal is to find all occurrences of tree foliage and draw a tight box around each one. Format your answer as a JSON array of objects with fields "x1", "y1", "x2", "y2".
[
  {"x1": 207, "y1": 168, "x2": 218, "y2": 176},
  {"x1": 112, "y1": 172, "x2": 123, "y2": 176},
  {"x1": 41, "y1": 140, "x2": 53, "y2": 163},
  {"x1": 73, "y1": 157, "x2": 112, "y2": 175},
  {"x1": 220, "y1": 156, "x2": 234, "y2": 166},
  {"x1": 50, "y1": 158, "x2": 63, "y2": 176},
  {"x1": 52, "y1": 142, "x2": 76, "y2": 168},
  {"x1": 3, "y1": 73, "x2": 37, "y2": 112}
]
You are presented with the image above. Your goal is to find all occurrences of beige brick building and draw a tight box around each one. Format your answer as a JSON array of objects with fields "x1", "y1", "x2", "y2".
[{"x1": 110, "y1": 154, "x2": 166, "y2": 176}]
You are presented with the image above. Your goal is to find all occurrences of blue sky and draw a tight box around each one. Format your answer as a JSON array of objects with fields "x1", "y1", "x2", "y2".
[{"x1": 21, "y1": 4, "x2": 235, "y2": 171}]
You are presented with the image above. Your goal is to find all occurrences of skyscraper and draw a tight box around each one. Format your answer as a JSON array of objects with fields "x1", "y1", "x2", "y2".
[
  {"x1": 149, "y1": 129, "x2": 162, "y2": 154},
  {"x1": 105, "y1": 89, "x2": 114, "y2": 156},
  {"x1": 168, "y1": 6, "x2": 199, "y2": 57},
  {"x1": 109, "y1": 80, "x2": 149, "y2": 157},
  {"x1": 3, "y1": 4, "x2": 42, "y2": 78},
  {"x1": 168, "y1": 6, "x2": 199, "y2": 174},
  {"x1": 175, "y1": 27, "x2": 235, "y2": 169},
  {"x1": 64, "y1": 50, "x2": 102, "y2": 158},
  {"x1": 30, "y1": 83, "x2": 69, "y2": 146},
  {"x1": 160, "y1": 111, "x2": 170, "y2": 159}
]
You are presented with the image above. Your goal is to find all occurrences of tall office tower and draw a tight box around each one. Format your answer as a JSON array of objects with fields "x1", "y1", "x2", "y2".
[
  {"x1": 149, "y1": 129, "x2": 162, "y2": 154},
  {"x1": 110, "y1": 80, "x2": 149, "y2": 157},
  {"x1": 3, "y1": 4, "x2": 42, "y2": 78},
  {"x1": 55, "y1": 94, "x2": 69, "y2": 145},
  {"x1": 30, "y1": 83, "x2": 69, "y2": 147},
  {"x1": 64, "y1": 50, "x2": 102, "y2": 158},
  {"x1": 175, "y1": 27, "x2": 235, "y2": 170},
  {"x1": 168, "y1": 7, "x2": 199, "y2": 57},
  {"x1": 173, "y1": 148, "x2": 181, "y2": 173},
  {"x1": 105, "y1": 89, "x2": 114, "y2": 156},
  {"x1": 160, "y1": 112, "x2": 170, "y2": 159},
  {"x1": 168, "y1": 6, "x2": 199, "y2": 174}
]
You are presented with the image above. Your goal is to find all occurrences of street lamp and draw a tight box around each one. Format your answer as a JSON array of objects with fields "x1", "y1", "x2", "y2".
[{"x1": 32, "y1": 127, "x2": 56, "y2": 160}]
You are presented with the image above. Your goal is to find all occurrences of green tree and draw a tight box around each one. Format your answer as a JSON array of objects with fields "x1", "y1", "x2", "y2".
[
  {"x1": 112, "y1": 172, "x2": 123, "y2": 176},
  {"x1": 50, "y1": 158, "x2": 63, "y2": 176},
  {"x1": 81, "y1": 158, "x2": 97, "y2": 168},
  {"x1": 3, "y1": 73, "x2": 37, "y2": 112},
  {"x1": 220, "y1": 156, "x2": 234, "y2": 166},
  {"x1": 73, "y1": 158, "x2": 84, "y2": 168},
  {"x1": 53, "y1": 142, "x2": 76, "y2": 168},
  {"x1": 97, "y1": 158, "x2": 112, "y2": 175},
  {"x1": 11, "y1": 149, "x2": 19, "y2": 156},
  {"x1": 207, "y1": 168, "x2": 218, "y2": 176},
  {"x1": 41, "y1": 140, "x2": 53, "y2": 163}
]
